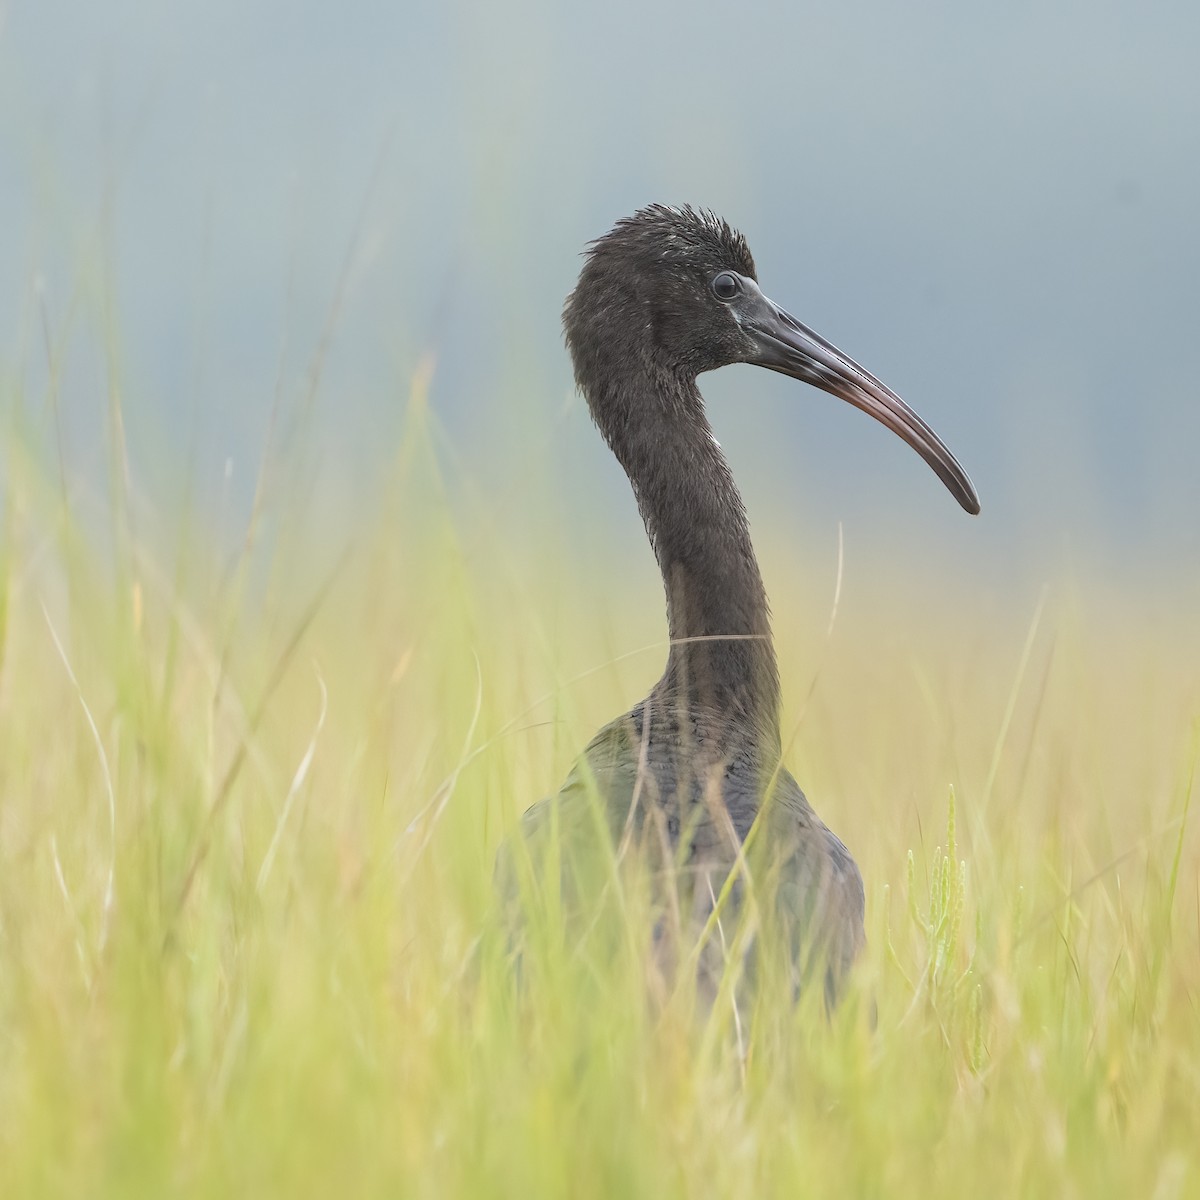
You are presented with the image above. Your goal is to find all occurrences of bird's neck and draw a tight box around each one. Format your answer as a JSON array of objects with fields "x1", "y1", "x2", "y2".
[{"x1": 590, "y1": 368, "x2": 781, "y2": 740}]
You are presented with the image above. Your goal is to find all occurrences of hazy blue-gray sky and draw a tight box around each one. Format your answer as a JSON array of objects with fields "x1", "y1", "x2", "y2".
[{"x1": 3, "y1": 0, "x2": 1199, "y2": 590}]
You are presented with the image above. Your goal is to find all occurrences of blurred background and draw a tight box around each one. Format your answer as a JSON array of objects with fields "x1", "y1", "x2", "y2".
[{"x1": 3, "y1": 0, "x2": 1198, "y2": 603}]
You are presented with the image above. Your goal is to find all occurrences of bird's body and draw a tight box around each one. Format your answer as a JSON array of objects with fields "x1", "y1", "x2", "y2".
[{"x1": 504, "y1": 206, "x2": 978, "y2": 1004}]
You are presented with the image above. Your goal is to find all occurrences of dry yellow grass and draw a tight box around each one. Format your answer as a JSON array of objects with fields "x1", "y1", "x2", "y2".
[{"x1": 0, "y1": 380, "x2": 1197, "y2": 1198}]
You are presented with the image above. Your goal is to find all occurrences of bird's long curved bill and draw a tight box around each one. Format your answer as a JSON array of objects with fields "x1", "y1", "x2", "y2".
[{"x1": 747, "y1": 302, "x2": 980, "y2": 515}]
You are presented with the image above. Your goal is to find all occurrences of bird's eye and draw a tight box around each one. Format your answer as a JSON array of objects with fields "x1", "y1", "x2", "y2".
[{"x1": 711, "y1": 272, "x2": 741, "y2": 301}]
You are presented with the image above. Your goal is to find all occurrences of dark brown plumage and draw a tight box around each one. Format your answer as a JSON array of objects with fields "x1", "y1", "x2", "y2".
[{"x1": 505, "y1": 205, "x2": 978, "y2": 1005}]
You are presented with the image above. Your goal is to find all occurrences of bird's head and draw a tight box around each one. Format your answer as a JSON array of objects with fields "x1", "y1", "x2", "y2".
[{"x1": 564, "y1": 204, "x2": 979, "y2": 515}]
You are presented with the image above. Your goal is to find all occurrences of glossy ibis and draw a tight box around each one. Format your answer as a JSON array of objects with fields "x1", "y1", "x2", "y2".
[{"x1": 505, "y1": 205, "x2": 978, "y2": 1006}]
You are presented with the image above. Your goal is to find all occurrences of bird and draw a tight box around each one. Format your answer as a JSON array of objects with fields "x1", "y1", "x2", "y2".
[{"x1": 502, "y1": 205, "x2": 979, "y2": 1007}]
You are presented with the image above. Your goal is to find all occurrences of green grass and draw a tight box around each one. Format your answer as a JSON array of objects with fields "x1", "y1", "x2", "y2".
[{"x1": 1, "y1": 373, "x2": 1198, "y2": 1199}]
